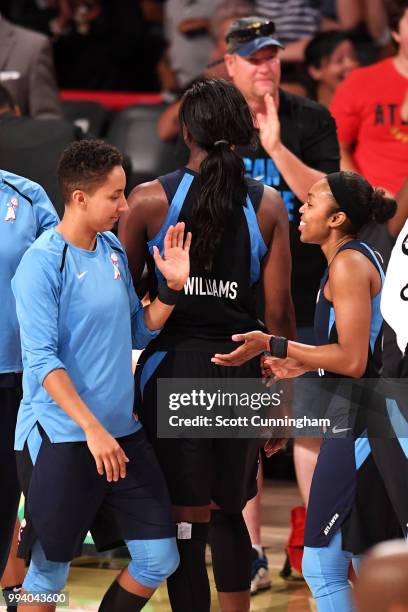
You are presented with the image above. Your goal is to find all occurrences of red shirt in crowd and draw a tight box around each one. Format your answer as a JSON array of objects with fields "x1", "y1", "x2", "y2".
[{"x1": 330, "y1": 58, "x2": 408, "y2": 195}]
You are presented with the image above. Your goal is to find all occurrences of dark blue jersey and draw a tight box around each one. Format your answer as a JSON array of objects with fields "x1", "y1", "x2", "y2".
[
  {"x1": 314, "y1": 240, "x2": 384, "y2": 379},
  {"x1": 146, "y1": 168, "x2": 267, "y2": 349}
]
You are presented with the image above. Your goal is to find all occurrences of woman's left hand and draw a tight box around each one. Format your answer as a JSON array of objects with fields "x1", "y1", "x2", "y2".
[
  {"x1": 211, "y1": 330, "x2": 270, "y2": 367},
  {"x1": 153, "y1": 222, "x2": 192, "y2": 290}
]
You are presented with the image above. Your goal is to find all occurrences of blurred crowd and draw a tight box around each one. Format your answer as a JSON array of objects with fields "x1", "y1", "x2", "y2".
[
  {"x1": 0, "y1": 0, "x2": 396, "y2": 93},
  {"x1": 0, "y1": 0, "x2": 405, "y2": 207},
  {"x1": 0, "y1": 0, "x2": 406, "y2": 233}
]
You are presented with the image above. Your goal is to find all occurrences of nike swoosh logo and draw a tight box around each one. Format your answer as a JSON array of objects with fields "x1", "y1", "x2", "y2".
[
  {"x1": 77, "y1": 271, "x2": 87, "y2": 279},
  {"x1": 332, "y1": 425, "x2": 352, "y2": 434}
]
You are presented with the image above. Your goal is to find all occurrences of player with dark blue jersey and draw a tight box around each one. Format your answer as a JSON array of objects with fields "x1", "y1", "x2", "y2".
[
  {"x1": 0, "y1": 170, "x2": 58, "y2": 604},
  {"x1": 11, "y1": 140, "x2": 192, "y2": 612},
  {"x1": 213, "y1": 171, "x2": 405, "y2": 611},
  {"x1": 119, "y1": 79, "x2": 295, "y2": 612}
]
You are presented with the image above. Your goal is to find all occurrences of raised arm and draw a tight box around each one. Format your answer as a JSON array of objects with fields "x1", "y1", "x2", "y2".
[
  {"x1": 257, "y1": 94, "x2": 339, "y2": 203},
  {"x1": 121, "y1": 221, "x2": 191, "y2": 347}
]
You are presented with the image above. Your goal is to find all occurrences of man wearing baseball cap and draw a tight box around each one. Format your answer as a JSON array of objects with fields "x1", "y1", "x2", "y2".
[{"x1": 224, "y1": 15, "x2": 340, "y2": 595}]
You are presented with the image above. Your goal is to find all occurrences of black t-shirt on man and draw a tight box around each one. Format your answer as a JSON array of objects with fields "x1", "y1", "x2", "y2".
[{"x1": 237, "y1": 90, "x2": 340, "y2": 326}]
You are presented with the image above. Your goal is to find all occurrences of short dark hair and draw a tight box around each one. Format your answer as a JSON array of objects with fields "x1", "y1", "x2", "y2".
[
  {"x1": 57, "y1": 139, "x2": 123, "y2": 204},
  {"x1": 305, "y1": 31, "x2": 352, "y2": 68},
  {"x1": 0, "y1": 84, "x2": 16, "y2": 111},
  {"x1": 385, "y1": 0, "x2": 408, "y2": 32}
]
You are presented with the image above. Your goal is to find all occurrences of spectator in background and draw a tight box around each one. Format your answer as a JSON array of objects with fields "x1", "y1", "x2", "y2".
[
  {"x1": 354, "y1": 541, "x2": 408, "y2": 612},
  {"x1": 206, "y1": 0, "x2": 255, "y2": 79},
  {"x1": 223, "y1": 16, "x2": 340, "y2": 333},
  {"x1": 0, "y1": 11, "x2": 62, "y2": 118},
  {"x1": 157, "y1": 0, "x2": 221, "y2": 94},
  {"x1": 321, "y1": 0, "x2": 389, "y2": 47},
  {"x1": 0, "y1": 85, "x2": 81, "y2": 217},
  {"x1": 305, "y1": 31, "x2": 359, "y2": 107},
  {"x1": 157, "y1": 0, "x2": 254, "y2": 141},
  {"x1": 330, "y1": 0, "x2": 408, "y2": 199},
  {"x1": 253, "y1": 0, "x2": 322, "y2": 62}
]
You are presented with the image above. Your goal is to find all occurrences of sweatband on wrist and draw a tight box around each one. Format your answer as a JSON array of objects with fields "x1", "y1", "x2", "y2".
[
  {"x1": 158, "y1": 282, "x2": 181, "y2": 305},
  {"x1": 268, "y1": 336, "x2": 288, "y2": 358}
]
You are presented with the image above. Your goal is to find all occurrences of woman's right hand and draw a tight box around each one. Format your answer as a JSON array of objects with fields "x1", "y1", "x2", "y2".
[{"x1": 85, "y1": 423, "x2": 129, "y2": 482}]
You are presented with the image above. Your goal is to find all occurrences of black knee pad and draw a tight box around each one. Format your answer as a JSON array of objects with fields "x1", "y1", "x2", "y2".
[
  {"x1": 167, "y1": 522, "x2": 211, "y2": 612},
  {"x1": 209, "y1": 509, "x2": 252, "y2": 593}
]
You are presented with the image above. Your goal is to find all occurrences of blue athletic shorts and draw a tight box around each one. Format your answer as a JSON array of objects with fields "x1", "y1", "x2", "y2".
[{"x1": 16, "y1": 428, "x2": 175, "y2": 562}]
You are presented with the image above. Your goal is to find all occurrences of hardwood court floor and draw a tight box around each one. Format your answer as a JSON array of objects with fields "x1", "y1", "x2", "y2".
[{"x1": 61, "y1": 480, "x2": 315, "y2": 611}]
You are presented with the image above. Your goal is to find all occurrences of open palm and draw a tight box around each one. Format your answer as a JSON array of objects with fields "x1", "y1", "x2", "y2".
[
  {"x1": 211, "y1": 330, "x2": 269, "y2": 367},
  {"x1": 153, "y1": 222, "x2": 192, "y2": 290}
]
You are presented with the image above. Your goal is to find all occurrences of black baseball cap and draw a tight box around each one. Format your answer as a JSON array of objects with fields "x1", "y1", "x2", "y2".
[{"x1": 225, "y1": 16, "x2": 284, "y2": 57}]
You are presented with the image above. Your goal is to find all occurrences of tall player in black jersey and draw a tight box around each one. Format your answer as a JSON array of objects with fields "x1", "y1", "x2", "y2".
[
  {"x1": 212, "y1": 171, "x2": 407, "y2": 612},
  {"x1": 119, "y1": 79, "x2": 295, "y2": 612}
]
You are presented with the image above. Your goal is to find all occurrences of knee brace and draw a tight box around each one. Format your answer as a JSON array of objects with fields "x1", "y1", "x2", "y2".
[
  {"x1": 126, "y1": 537, "x2": 179, "y2": 589},
  {"x1": 23, "y1": 541, "x2": 70, "y2": 593},
  {"x1": 209, "y1": 509, "x2": 252, "y2": 593}
]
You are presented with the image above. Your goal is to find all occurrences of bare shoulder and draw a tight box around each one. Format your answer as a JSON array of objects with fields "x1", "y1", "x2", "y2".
[
  {"x1": 127, "y1": 179, "x2": 168, "y2": 215},
  {"x1": 259, "y1": 184, "x2": 289, "y2": 223},
  {"x1": 329, "y1": 249, "x2": 372, "y2": 283}
]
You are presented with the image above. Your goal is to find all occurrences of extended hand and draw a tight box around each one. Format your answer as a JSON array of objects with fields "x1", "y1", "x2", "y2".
[
  {"x1": 85, "y1": 423, "x2": 129, "y2": 482},
  {"x1": 262, "y1": 355, "x2": 308, "y2": 382},
  {"x1": 211, "y1": 330, "x2": 269, "y2": 367},
  {"x1": 256, "y1": 93, "x2": 281, "y2": 155},
  {"x1": 153, "y1": 222, "x2": 192, "y2": 290}
]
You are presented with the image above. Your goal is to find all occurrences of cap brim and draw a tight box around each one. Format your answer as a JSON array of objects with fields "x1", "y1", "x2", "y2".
[{"x1": 234, "y1": 37, "x2": 284, "y2": 57}]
